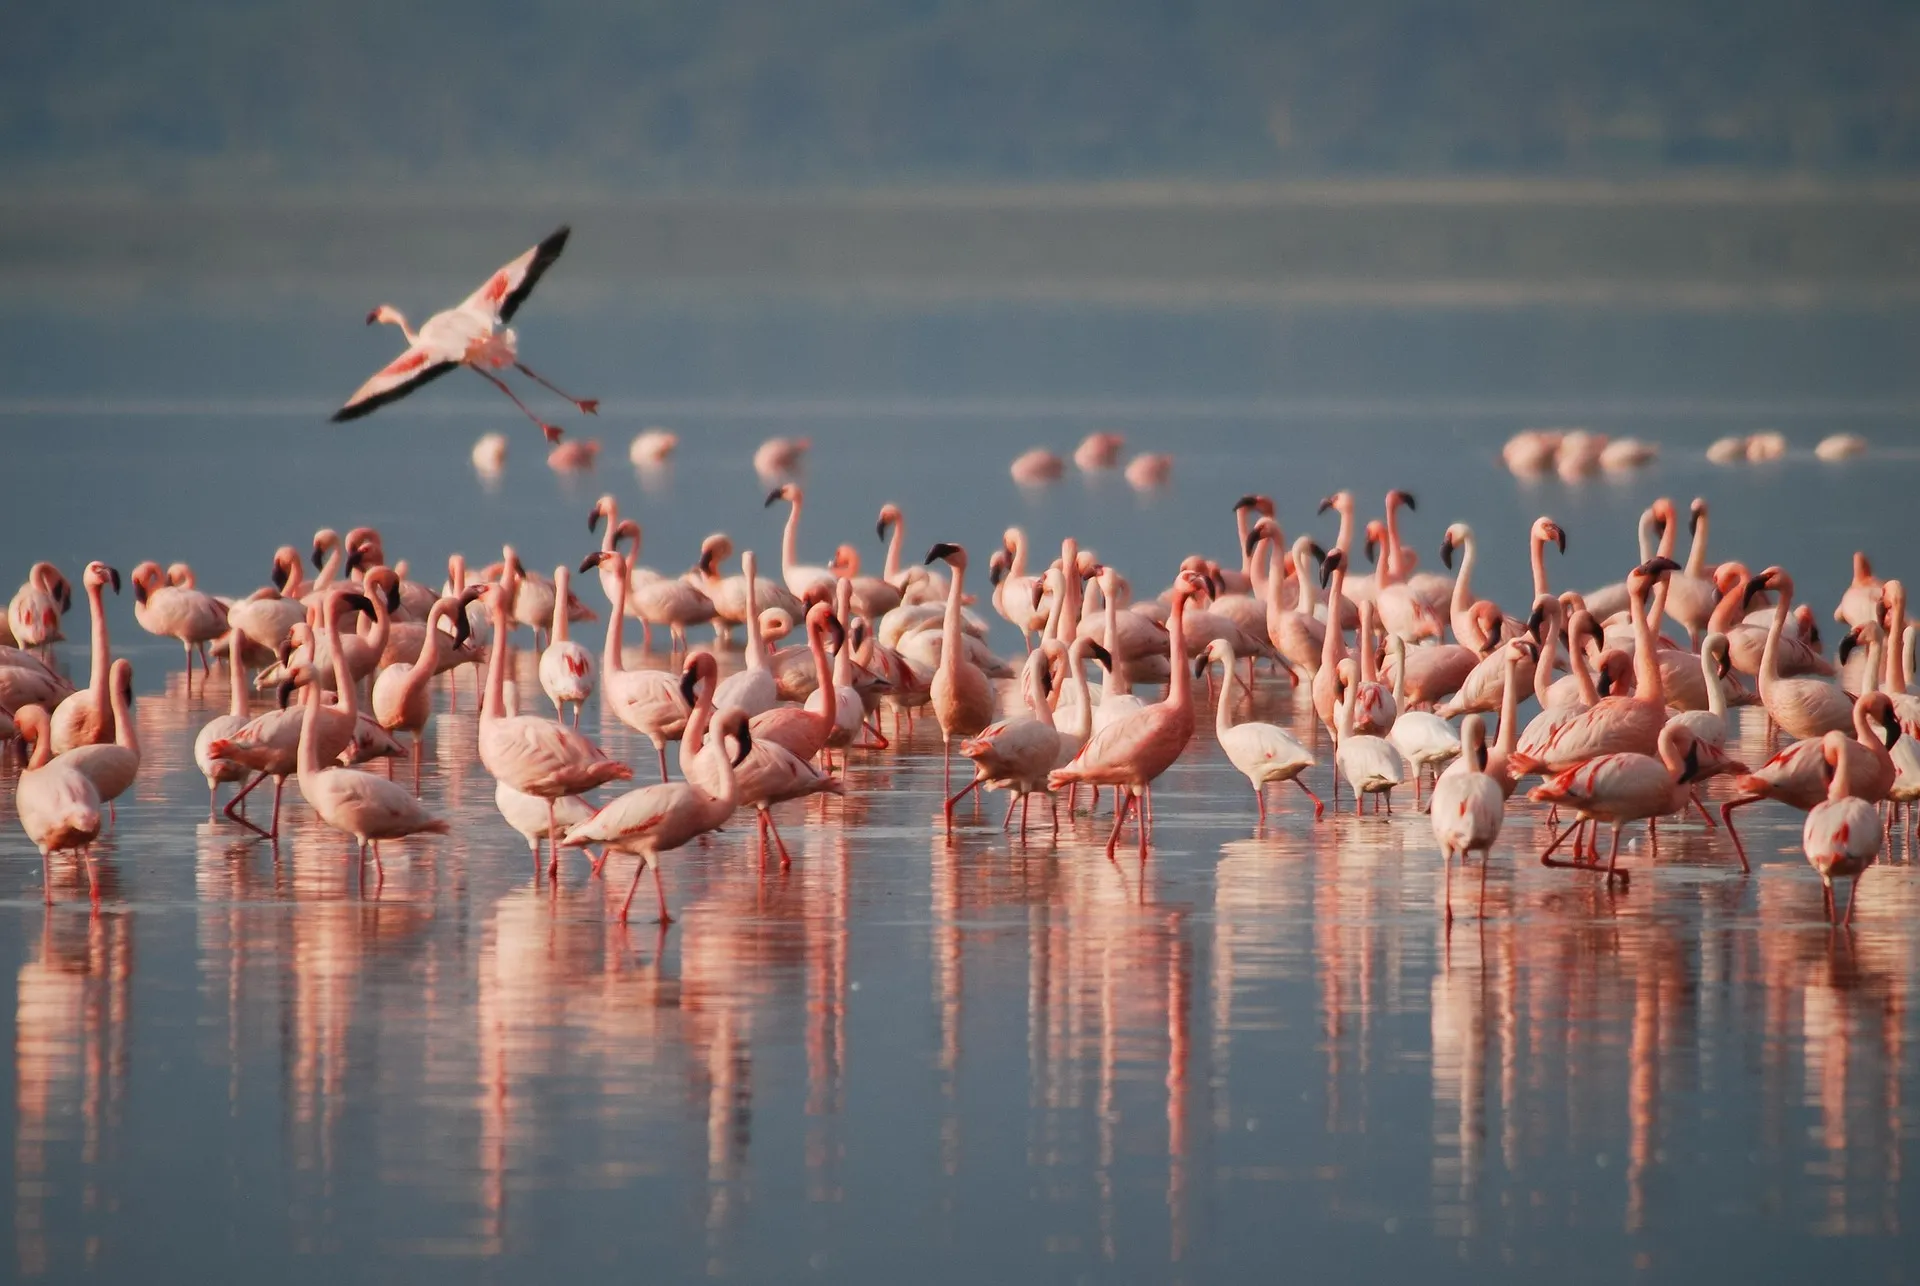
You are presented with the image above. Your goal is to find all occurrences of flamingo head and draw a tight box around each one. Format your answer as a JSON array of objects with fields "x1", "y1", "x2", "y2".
[
  {"x1": 128, "y1": 561, "x2": 165, "y2": 606},
  {"x1": 1363, "y1": 521, "x2": 1386, "y2": 566},
  {"x1": 310, "y1": 528, "x2": 340, "y2": 571},
  {"x1": 875, "y1": 503, "x2": 903, "y2": 541},
  {"x1": 986, "y1": 549, "x2": 1010, "y2": 587},
  {"x1": 365, "y1": 304, "x2": 405, "y2": 328},
  {"x1": 1745, "y1": 565, "x2": 1790, "y2": 606},
  {"x1": 1650, "y1": 497, "x2": 1679, "y2": 534},
  {"x1": 1319, "y1": 547, "x2": 1346, "y2": 590},
  {"x1": 1533, "y1": 517, "x2": 1567, "y2": 554},
  {"x1": 925, "y1": 542, "x2": 963, "y2": 568},
  {"x1": 765, "y1": 483, "x2": 799, "y2": 508},
  {"x1": 1689, "y1": 497, "x2": 1708, "y2": 534},
  {"x1": 587, "y1": 495, "x2": 618, "y2": 534},
  {"x1": 680, "y1": 651, "x2": 717, "y2": 707},
  {"x1": 830, "y1": 545, "x2": 861, "y2": 578},
  {"x1": 83, "y1": 562, "x2": 120, "y2": 596},
  {"x1": 1634, "y1": 555, "x2": 1682, "y2": 582},
  {"x1": 1317, "y1": 490, "x2": 1352, "y2": 517},
  {"x1": 1387, "y1": 489, "x2": 1416, "y2": 513},
  {"x1": 1525, "y1": 594, "x2": 1558, "y2": 642},
  {"x1": 1439, "y1": 523, "x2": 1470, "y2": 570}
]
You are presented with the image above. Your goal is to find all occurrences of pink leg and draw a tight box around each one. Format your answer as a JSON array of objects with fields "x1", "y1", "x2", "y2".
[
  {"x1": 1002, "y1": 793, "x2": 1018, "y2": 832},
  {"x1": 474, "y1": 367, "x2": 563, "y2": 442},
  {"x1": 1720, "y1": 798, "x2": 1754, "y2": 873},
  {"x1": 1105, "y1": 791, "x2": 1136, "y2": 860},
  {"x1": 657, "y1": 743, "x2": 669, "y2": 783},
  {"x1": 518, "y1": 360, "x2": 599, "y2": 415},
  {"x1": 1295, "y1": 778, "x2": 1326, "y2": 821},
  {"x1": 619, "y1": 855, "x2": 646, "y2": 921}
]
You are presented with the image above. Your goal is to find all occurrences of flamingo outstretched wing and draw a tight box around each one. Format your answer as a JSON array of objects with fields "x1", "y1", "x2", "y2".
[
  {"x1": 331, "y1": 346, "x2": 460, "y2": 422},
  {"x1": 460, "y1": 226, "x2": 571, "y2": 324}
]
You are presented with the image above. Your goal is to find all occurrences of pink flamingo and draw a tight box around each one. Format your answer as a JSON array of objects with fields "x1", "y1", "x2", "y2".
[
  {"x1": 1048, "y1": 571, "x2": 1206, "y2": 857},
  {"x1": 1748, "y1": 567, "x2": 1853, "y2": 740},
  {"x1": 1530, "y1": 722, "x2": 1719, "y2": 880},
  {"x1": 565, "y1": 706, "x2": 750, "y2": 923},
  {"x1": 1431, "y1": 713, "x2": 1505, "y2": 922},
  {"x1": 749, "y1": 602, "x2": 842, "y2": 763},
  {"x1": 332, "y1": 226, "x2": 595, "y2": 442},
  {"x1": 131, "y1": 561, "x2": 229, "y2": 681},
  {"x1": 7, "y1": 563, "x2": 69, "y2": 650},
  {"x1": 1721, "y1": 691, "x2": 1898, "y2": 867},
  {"x1": 959, "y1": 647, "x2": 1063, "y2": 838},
  {"x1": 1803, "y1": 730, "x2": 1881, "y2": 924},
  {"x1": 194, "y1": 631, "x2": 254, "y2": 816},
  {"x1": 926, "y1": 543, "x2": 999, "y2": 824},
  {"x1": 48, "y1": 562, "x2": 120, "y2": 753},
  {"x1": 371, "y1": 593, "x2": 475, "y2": 785},
  {"x1": 12, "y1": 704, "x2": 103, "y2": 903},
  {"x1": 477, "y1": 583, "x2": 633, "y2": 870},
  {"x1": 59, "y1": 659, "x2": 140, "y2": 820}
]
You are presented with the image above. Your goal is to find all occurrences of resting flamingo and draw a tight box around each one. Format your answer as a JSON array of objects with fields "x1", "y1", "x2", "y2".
[
  {"x1": 332, "y1": 226, "x2": 595, "y2": 442},
  {"x1": 8, "y1": 564, "x2": 70, "y2": 650}
]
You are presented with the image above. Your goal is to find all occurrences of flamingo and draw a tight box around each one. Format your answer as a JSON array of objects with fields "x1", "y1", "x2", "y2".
[
  {"x1": 926, "y1": 544, "x2": 999, "y2": 823},
  {"x1": 476, "y1": 582, "x2": 634, "y2": 865},
  {"x1": 1749, "y1": 568, "x2": 1853, "y2": 740},
  {"x1": 764, "y1": 483, "x2": 836, "y2": 599},
  {"x1": 825, "y1": 545, "x2": 903, "y2": 622},
  {"x1": 1250, "y1": 524, "x2": 1325, "y2": 680},
  {"x1": 1530, "y1": 722, "x2": 1718, "y2": 880},
  {"x1": 1667, "y1": 632, "x2": 1747, "y2": 823},
  {"x1": 1835, "y1": 552, "x2": 1883, "y2": 629},
  {"x1": 1509, "y1": 558, "x2": 1677, "y2": 776},
  {"x1": 12, "y1": 704, "x2": 103, "y2": 903},
  {"x1": 805, "y1": 580, "x2": 871, "y2": 767},
  {"x1": 959, "y1": 647, "x2": 1063, "y2": 838},
  {"x1": 681, "y1": 652, "x2": 843, "y2": 868},
  {"x1": 194, "y1": 630, "x2": 254, "y2": 816},
  {"x1": 331, "y1": 226, "x2": 595, "y2": 442},
  {"x1": 1202, "y1": 638, "x2": 1320, "y2": 821},
  {"x1": 1386, "y1": 635, "x2": 1462, "y2": 806},
  {"x1": 60, "y1": 659, "x2": 140, "y2": 820},
  {"x1": 1049, "y1": 571, "x2": 1207, "y2": 856},
  {"x1": 566, "y1": 707, "x2": 749, "y2": 923},
  {"x1": 1804, "y1": 730, "x2": 1882, "y2": 924},
  {"x1": 750, "y1": 602, "x2": 842, "y2": 763},
  {"x1": 7, "y1": 563, "x2": 68, "y2": 650},
  {"x1": 1332, "y1": 658, "x2": 1405, "y2": 815},
  {"x1": 49, "y1": 562, "x2": 121, "y2": 753},
  {"x1": 1075, "y1": 432, "x2": 1126, "y2": 470},
  {"x1": 131, "y1": 561, "x2": 229, "y2": 680},
  {"x1": 1430, "y1": 714, "x2": 1505, "y2": 922},
  {"x1": 712, "y1": 551, "x2": 782, "y2": 718},
  {"x1": 754, "y1": 437, "x2": 811, "y2": 480},
  {"x1": 537, "y1": 564, "x2": 597, "y2": 725},
  {"x1": 372, "y1": 593, "x2": 475, "y2": 784},
  {"x1": 1721, "y1": 692, "x2": 1899, "y2": 868},
  {"x1": 294, "y1": 654, "x2": 448, "y2": 879}
]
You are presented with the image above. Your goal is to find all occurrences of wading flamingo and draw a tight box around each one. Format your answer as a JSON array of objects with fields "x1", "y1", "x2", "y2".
[
  {"x1": 1430, "y1": 714, "x2": 1505, "y2": 921},
  {"x1": 49, "y1": 562, "x2": 120, "y2": 753},
  {"x1": 926, "y1": 543, "x2": 998, "y2": 824},
  {"x1": 1803, "y1": 730, "x2": 1881, "y2": 925},
  {"x1": 1202, "y1": 638, "x2": 1320, "y2": 821},
  {"x1": 13, "y1": 705, "x2": 103, "y2": 903}
]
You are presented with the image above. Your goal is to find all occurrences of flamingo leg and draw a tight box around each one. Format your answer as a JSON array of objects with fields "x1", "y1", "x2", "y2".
[
  {"x1": 1720, "y1": 798, "x2": 1754, "y2": 872},
  {"x1": 1603, "y1": 823, "x2": 1625, "y2": 881},
  {"x1": 515, "y1": 360, "x2": 599, "y2": 415},
  {"x1": 656, "y1": 743, "x2": 669, "y2": 783},
  {"x1": 1002, "y1": 793, "x2": 1018, "y2": 832},
  {"x1": 225, "y1": 772, "x2": 271, "y2": 836},
  {"x1": 1540, "y1": 816, "x2": 1586, "y2": 867},
  {"x1": 1845, "y1": 874, "x2": 1862, "y2": 926},
  {"x1": 473, "y1": 367, "x2": 563, "y2": 441},
  {"x1": 1255, "y1": 784, "x2": 1267, "y2": 823},
  {"x1": 654, "y1": 861, "x2": 674, "y2": 924},
  {"x1": 40, "y1": 851, "x2": 51, "y2": 905},
  {"x1": 1049, "y1": 793, "x2": 1059, "y2": 837},
  {"x1": 1478, "y1": 843, "x2": 1490, "y2": 914},
  {"x1": 1295, "y1": 778, "x2": 1326, "y2": 821},
  {"x1": 544, "y1": 798, "x2": 558, "y2": 883},
  {"x1": 1822, "y1": 879, "x2": 1835, "y2": 922},
  {"x1": 1688, "y1": 790, "x2": 1716, "y2": 829},
  {"x1": 1105, "y1": 791, "x2": 1136, "y2": 861},
  {"x1": 619, "y1": 855, "x2": 646, "y2": 921},
  {"x1": 269, "y1": 777, "x2": 286, "y2": 839},
  {"x1": 84, "y1": 847, "x2": 99, "y2": 905},
  {"x1": 1020, "y1": 793, "x2": 1032, "y2": 839},
  {"x1": 944, "y1": 777, "x2": 980, "y2": 825}
]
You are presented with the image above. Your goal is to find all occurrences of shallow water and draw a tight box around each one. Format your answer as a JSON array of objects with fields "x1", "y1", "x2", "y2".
[{"x1": 5, "y1": 219, "x2": 1920, "y2": 1279}]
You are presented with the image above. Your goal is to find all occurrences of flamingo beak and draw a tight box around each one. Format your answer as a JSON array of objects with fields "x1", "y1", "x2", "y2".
[
  {"x1": 1391, "y1": 489, "x2": 1416, "y2": 511},
  {"x1": 107, "y1": 567, "x2": 121, "y2": 594},
  {"x1": 989, "y1": 560, "x2": 1008, "y2": 587},
  {"x1": 1638, "y1": 556, "x2": 1682, "y2": 577},
  {"x1": 384, "y1": 580, "x2": 400, "y2": 612},
  {"x1": 588, "y1": 506, "x2": 603, "y2": 534},
  {"x1": 452, "y1": 606, "x2": 472, "y2": 650},
  {"x1": 579, "y1": 552, "x2": 604, "y2": 575},
  {"x1": 1553, "y1": 525, "x2": 1567, "y2": 554},
  {"x1": 764, "y1": 489, "x2": 784, "y2": 508},
  {"x1": 876, "y1": 517, "x2": 892, "y2": 541},
  {"x1": 1596, "y1": 667, "x2": 1614, "y2": 698},
  {"x1": 1316, "y1": 496, "x2": 1336, "y2": 515},
  {"x1": 363, "y1": 309, "x2": 380, "y2": 326},
  {"x1": 1364, "y1": 534, "x2": 1380, "y2": 566},
  {"x1": 272, "y1": 561, "x2": 290, "y2": 591},
  {"x1": 925, "y1": 543, "x2": 959, "y2": 565},
  {"x1": 1244, "y1": 528, "x2": 1262, "y2": 556},
  {"x1": 1683, "y1": 743, "x2": 1701, "y2": 783},
  {"x1": 133, "y1": 579, "x2": 149, "y2": 607},
  {"x1": 1087, "y1": 642, "x2": 1112, "y2": 668},
  {"x1": 1839, "y1": 630, "x2": 1860, "y2": 665},
  {"x1": 311, "y1": 543, "x2": 326, "y2": 571},
  {"x1": 730, "y1": 722, "x2": 754, "y2": 767},
  {"x1": 1440, "y1": 536, "x2": 1456, "y2": 571},
  {"x1": 1526, "y1": 605, "x2": 1547, "y2": 642},
  {"x1": 343, "y1": 593, "x2": 376, "y2": 618},
  {"x1": 1233, "y1": 495, "x2": 1260, "y2": 512},
  {"x1": 1192, "y1": 655, "x2": 1209, "y2": 679},
  {"x1": 679, "y1": 664, "x2": 701, "y2": 708},
  {"x1": 1742, "y1": 576, "x2": 1770, "y2": 607},
  {"x1": 1307, "y1": 541, "x2": 1327, "y2": 564}
]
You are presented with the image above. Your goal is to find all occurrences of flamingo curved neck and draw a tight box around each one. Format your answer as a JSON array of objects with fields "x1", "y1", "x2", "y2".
[
  {"x1": 85, "y1": 580, "x2": 111, "y2": 710},
  {"x1": 111, "y1": 674, "x2": 137, "y2": 754},
  {"x1": 1684, "y1": 512, "x2": 1710, "y2": 577},
  {"x1": 882, "y1": 514, "x2": 906, "y2": 584},
  {"x1": 1702, "y1": 644, "x2": 1727, "y2": 718},
  {"x1": 1164, "y1": 591, "x2": 1194, "y2": 709},
  {"x1": 603, "y1": 555, "x2": 630, "y2": 674},
  {"x1": 1569, "y1": 621, "x2": 1599, "y2": 705},
  {"x1": 1628, "y1": 577, "x2": 1663, "y2": 704},
  {"x1": 1215, "y1": 645, "x2": 1239, "y2": 738},
  {"x1": 1451, "y1": 532, "x2": 1478, "y2": 613},
  {"x1": 782, "y1": 497, "x2": 805, "y2": 585},
  {"x1": 404, "y1": 603, "x2": 453, "y2": 703},
  {"x1": 482, "y1": 597, "x2": 511, "y2": 721},
  {"x1": 1321, "y1": 570, "x2": 1347, "y2": 671},
  {"x1": 809, "y1": 617, "x2": 837, "y2": 730},
  {"x1": 1495, "y1": 653, "x2": 1521, "y2": 756},
  {"x1": 1760, "y1": 578, "x2": 1792, "y2": 697}
]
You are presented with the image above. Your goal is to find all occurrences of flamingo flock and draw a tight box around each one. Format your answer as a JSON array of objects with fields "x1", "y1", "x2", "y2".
[{"x1": 4, "y1": 470, "x2": 1910, "y2": 930}]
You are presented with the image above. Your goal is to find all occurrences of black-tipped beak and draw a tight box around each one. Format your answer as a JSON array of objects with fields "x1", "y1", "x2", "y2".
[
  {"x1": 989, "y1": 561, "x2": 1007, "y2": 587},
  {"x1": 827, "y1": 616, "x2": 848, "y2": 651},
  {"x1": 1440, "y1": 537, "x2": 1456, "y2": 571},
  {"x1": 1807, "y1": 622, "x2": 1823, "y2": 647},
  {"x1": 1715, "y1": 644, "x2": 1732, "y2": 680},
  {"x1": 1319, "y1": 549, "x2": 1344, "y2": 590},
  {"x1": 730, "y1": 723, "x2": 753, "y2": 767},
  {"x1": 1884, "y1": 706, "x2": 1902, "y2": 749},
  {"x1": 1637, "y1": 556, "x2": 1682, "y2": 577},
  {"x1": 1364, "y1": 534, "x2": 1380, "y2": 566},
  {"x1": 1526, "y1": 605, "x2": 1547, "y2": 642},
  {"x1": 1030, "y1": 581, "x2": 1047, "y2": 610},
  {"x1": 1839, "y1": 630, "x2": 1860, "y2": 665},
  {"x1": 346, "y1": 546, "x2": 366, "y2": 574},
  {"x1": 1307, "y1": 541, "x2": 1327, "y2": 564},
  {"x1": 579, "y1": 552, "x2": 604, "y2": 575},
  {"x1": 1596, "y1": 668, "x2": 1614, "y2": 698},
  {"x1": 133, "y1": 581, "x2": 149, "y2": 607},
  {"x1": 271, "y1": 562, "x2": 289, "y2": 592},
  {"x1": 679, "y1": 664, "x2": 701, "y2": 708},
  {"x1": 1553, "y1": 526, "x2": 1567, "y2": 554},
  {"x1": 1087, "y1": 642, "x2": 1112, "y2": 668},
  {"x1": 925, "y1": 542, "x2": 959, "y2": 565},
  {"x1": 1233, "y1": 494, "x2": 1260, "y2": 512},
  {"x1": 277, "y1": 679, "x2": 297, "y2": 710},
  {"x1": 1192, "y1": 655, "x2": 1209, "y2": 679},
  {"x1": 311, "y1": 544, "x2": 325, "y2": 571},
  {"x1": 344, "y1": 593, "x2": 375, "y2": 617},
  {"x1": 1316, "y1": 496, "x2": 1335, "y2": 515},
  {"x1": 1244, "y1": 529, "x2": 1262, "y2": 556},
  {"x1": 764, "y1": 488, "x2": 784, "y2": 508},
  {"x1": 876, "y1": 517, "x2": 891, "y2": 541},
  {"x1": 384, "y1": 580, "x2": 401, "y2": 612},
  {"x1": 452, "y1": 606, "x2": 472, "y2": 649},
  {"x1": 1392, "y1": 489, "x2": 1416, "y2": 511},
  {"x1": 1742, "y1": 576, "x2": 1769, "y2": 607},
  {"x1": 107, "y1": 567, "x2": 121, "y2": 594},
  {"x1": 1683, "y1": 742, "x2": 1701, "y2": 784},
  {"x1": 588, "y1": 507, "x2": 603, "y2": 534}
]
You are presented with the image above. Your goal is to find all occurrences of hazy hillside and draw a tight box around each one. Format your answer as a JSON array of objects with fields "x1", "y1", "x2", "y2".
[{"x1": 7, "y1": 0, "x2": 1919, "y2": 191}]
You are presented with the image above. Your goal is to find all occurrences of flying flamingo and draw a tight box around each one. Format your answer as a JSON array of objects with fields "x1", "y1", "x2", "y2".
[
  {"x1": 1803, "y1": 730, "x2": 1881, "y2": 924},
  {"x1": 49, "y1": 562, "x2": 121, "y2": 753},
  {"x1": 1201, "y1": 638, "x2": 1320, "y2": 821},
  {"x1": 1430, "y1": 714, "x2": 1505, "y2": 922},
  {"x1": 926, "y1": 543, "x2": 998, "y2": 825},
  {"x1": 331, "y1": 226, "x2": 596, "y2": 442},
  {"x1": 12, "y1": 704, "x2": 103, "y2": 903},
  {"x1": 1049, "y1": 571, "x2": 1207, "y2": 857}
]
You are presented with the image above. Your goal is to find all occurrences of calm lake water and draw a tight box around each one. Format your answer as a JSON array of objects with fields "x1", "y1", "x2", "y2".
[{"x1": 4, "y1": 198, "x2": 1920, "y2": 1281}]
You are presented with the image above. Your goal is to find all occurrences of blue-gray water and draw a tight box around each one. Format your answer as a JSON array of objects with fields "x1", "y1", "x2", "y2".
[{"x1": 4, "y1": 206, "x2": 1920, "y2": 1281}]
